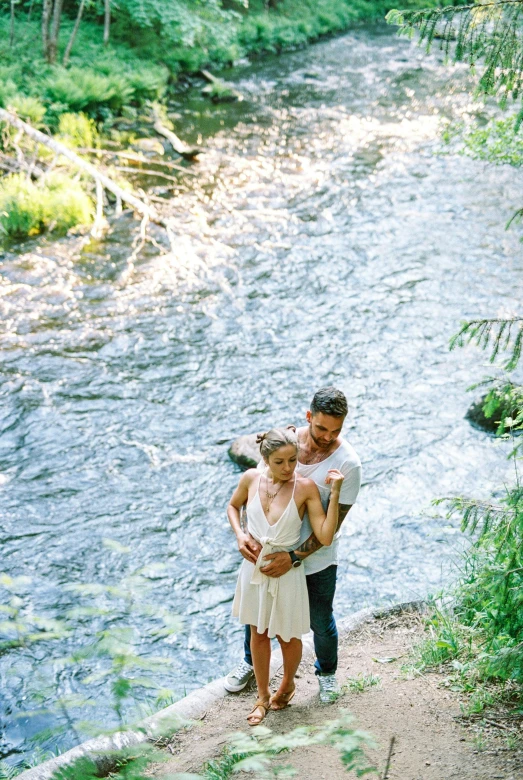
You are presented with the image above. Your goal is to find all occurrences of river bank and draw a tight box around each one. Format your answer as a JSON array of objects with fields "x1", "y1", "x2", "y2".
[
  {"x1": 151, "y1": 608, "x2": 523, "y2": 779},
  {"x1": 0, "y1": 1, "x2": 438, "y2": 243}
]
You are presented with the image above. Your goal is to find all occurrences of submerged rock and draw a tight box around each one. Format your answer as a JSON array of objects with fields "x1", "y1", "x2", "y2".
[
  {"x1": 228, "y1": 433, "x2": 261, "y2": 470},
  {"x1": 132, "y1": 138, "x2": 165, "y2": 156}
]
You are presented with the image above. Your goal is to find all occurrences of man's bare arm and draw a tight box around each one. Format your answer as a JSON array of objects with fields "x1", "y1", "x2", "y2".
[{"x1": 294, "y1": 504, "x2": 352, "y2": 561}]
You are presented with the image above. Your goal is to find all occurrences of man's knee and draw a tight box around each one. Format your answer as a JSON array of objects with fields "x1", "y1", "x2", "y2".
[{"x1": 310, "y1": 613, "x2": 337, "y2": 638}]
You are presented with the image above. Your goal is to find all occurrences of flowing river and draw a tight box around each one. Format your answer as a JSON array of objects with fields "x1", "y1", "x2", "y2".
[{"x1": 1, "y1": 24, "x2": 523, "y2": 766}]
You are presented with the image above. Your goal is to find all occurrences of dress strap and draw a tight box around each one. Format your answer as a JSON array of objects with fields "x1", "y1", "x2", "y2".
[{"x1": 255, "y1": 472, "x2": 263, "y2": 496}]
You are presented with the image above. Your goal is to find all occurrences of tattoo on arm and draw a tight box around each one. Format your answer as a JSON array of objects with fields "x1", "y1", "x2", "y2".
[
  {"x1": 294, "y1": 504, "x2": 353, "y2": 560},
  {"x1": 336, "y1": 504, "x2": 352, "y2": 532},
  {"x1": 294, "y1": 533, "x2": 323, "y2": 560},
  {"x1": 240, "y1": 504, "x2": 247, "y2": 532}
]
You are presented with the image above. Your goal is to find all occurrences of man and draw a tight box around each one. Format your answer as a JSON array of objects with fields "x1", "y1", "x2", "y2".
[{"x1": 225, "y1": 386, "x2": 361, "y2": 702}]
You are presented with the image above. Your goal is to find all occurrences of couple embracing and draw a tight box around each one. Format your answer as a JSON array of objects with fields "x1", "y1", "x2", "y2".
[{"x1": 226, "y1": 387, "x2": 361, "y2": 725}]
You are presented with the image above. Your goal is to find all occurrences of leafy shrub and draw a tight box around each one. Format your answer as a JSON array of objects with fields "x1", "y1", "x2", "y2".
[
  {"x1": 0, "y1": 172, "x2": 94, "y2": 241},
  {"x1": 0, "y1": 75, "x2": 18, "y2": 109},
  {"x1": 57, "y1": 112, "x2": 99, "y2": 149},
  {"x1": 43, "y1": 69, "x2": 134, "y2": 119},
  {"x1": 7, "y1": 95, "x2": 47, "y2": 126}
]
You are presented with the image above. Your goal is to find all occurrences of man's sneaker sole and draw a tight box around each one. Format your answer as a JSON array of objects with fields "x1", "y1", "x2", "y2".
[{"x1": 223, "y1": 677, "x2": 251, "y2": 693}]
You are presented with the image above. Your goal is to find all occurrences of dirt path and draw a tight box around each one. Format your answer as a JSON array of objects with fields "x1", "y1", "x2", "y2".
[{"x1": 151, "y1": 612, "x2": 522, "y2": 779}]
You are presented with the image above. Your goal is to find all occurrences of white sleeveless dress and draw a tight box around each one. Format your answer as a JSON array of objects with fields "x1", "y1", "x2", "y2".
[{"x1": 232, "y1": 476, "x2": 310, "y2": 642}]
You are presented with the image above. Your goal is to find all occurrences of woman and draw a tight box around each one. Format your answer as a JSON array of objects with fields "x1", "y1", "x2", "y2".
[{"x1": 228, "y1": 426, "x2": 344, "y2": 725}]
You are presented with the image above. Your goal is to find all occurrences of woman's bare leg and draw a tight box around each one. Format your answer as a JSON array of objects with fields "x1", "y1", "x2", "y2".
[
  {"x1": 248, "y1": 625, "x2": 271, "y2": 723},
  {"x1": 271, "y1": 636, "x2": 302, "y2": 709}
]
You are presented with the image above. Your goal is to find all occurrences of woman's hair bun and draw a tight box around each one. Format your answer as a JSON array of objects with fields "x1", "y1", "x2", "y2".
[{"x1": 258, "y1": 426, "x2": 298, "y2": 460}]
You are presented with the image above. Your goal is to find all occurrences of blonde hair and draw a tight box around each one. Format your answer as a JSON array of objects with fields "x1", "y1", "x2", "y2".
[{"x1": 256, "y1": 426, "x2": 298, "y2": 461}]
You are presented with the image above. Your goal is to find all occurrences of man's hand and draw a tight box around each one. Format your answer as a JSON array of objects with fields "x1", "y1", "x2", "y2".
[
  {"x1": 260, "y1": 551, "x2": 292, "y2": 578},
  {"x1": 237, "y1": 532, "x2": 261, "y2": 564}
]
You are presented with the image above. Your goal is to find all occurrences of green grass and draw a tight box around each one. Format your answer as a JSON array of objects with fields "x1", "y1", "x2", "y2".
[{"x1": 343, "y1": 672, "x2": 381, "y2": 693}]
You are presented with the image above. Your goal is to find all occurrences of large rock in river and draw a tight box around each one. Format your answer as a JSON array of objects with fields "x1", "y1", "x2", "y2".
[
  {"x1": 228, "y1": 433, "x2": 261, "y2": 470},
  {"x1": 466, "y1": 386, "x2": 523, "y2": 434}
]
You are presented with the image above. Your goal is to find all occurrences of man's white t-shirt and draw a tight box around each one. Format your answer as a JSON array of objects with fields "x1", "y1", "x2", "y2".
[{"x1": 296, "y1": 439, "x2": 361, "y2": 575}]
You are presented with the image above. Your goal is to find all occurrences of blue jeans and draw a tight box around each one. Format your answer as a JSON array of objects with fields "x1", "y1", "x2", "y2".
[{"x1": 243, "y1": 564, "x2": 338, "y2": 676}]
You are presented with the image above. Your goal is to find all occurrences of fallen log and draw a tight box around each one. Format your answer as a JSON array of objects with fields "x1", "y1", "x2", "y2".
[
  {"x1": 0, "y1": 108, "x2": 166, "y2": 227},
  {"x1": 151, "y1": 108, "x2": 201, "y2": 160},
  {"x1": 76, "y1": 148, "x2": 198, "y2": 175}
]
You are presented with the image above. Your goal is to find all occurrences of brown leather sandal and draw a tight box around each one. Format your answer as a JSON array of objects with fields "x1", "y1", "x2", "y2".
[
  {"x1": 247, "y1": 699, "x2": 270, "y2": 726},
  {"x1": 269, "y1": 686, "x2": 296, "y2": 710}
]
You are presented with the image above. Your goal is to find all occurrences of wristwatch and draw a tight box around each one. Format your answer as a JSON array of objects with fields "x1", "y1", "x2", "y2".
[{"x1": 289, "y1": 551, "x2": 302, "y2": 568}]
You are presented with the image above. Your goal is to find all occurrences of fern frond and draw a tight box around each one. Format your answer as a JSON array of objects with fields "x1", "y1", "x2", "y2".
[
  {"x1": 450, "y1": 317, "x2": 523, "y2": 369},
  {"x1": 387, "y1": 1, "x2": 523, "y2": 105}
]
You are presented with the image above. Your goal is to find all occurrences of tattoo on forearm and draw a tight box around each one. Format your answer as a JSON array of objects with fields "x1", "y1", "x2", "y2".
[
  {"x1": 240, "y1": 505, "x2": 247, "y2": 532},
  {"x1": 295, "y1": 505, "x2": 352, "y2": 560},
  {"x1": 295, "y1": 534, "x2": 323, "y2": 559}
]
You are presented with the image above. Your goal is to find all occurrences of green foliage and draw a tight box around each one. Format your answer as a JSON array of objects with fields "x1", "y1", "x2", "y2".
[
  {"x1": 203, "y1": 712, "x2": 376, "y2": 778},
  {"x1": 447, "y1": 113, "x2": 523, "y2": 166},
  {"x1": 343, "y1": 673, "x2": 382, "y2": 693},
  {"x1": 48, "y1": 743, "x2": 169, "y2": 780},
  {"x1": 43, "y1": 68, "x2": 134, "y2": 118},
  {"x1": 1, "y1": 545, "x2": 181, "y2": 765},
  {"x1": 7, "y1": 94, "x2": 46, "y2": 125},
  {"x1": 429, "y1": 483, "x2": 523, "y2": 686},
  {"x1": 0, "y1": 761, "x2": 22, "y2": 780},
  {"x1": 477, "y1": 380, "x2": 523, "y2": 436},
  {"x1": 450, "y1": 317, "x2": 523, "y2": 370},
  {"x1": 411, "y1": 610, "x2": 470, "y2": 669},
  {"x1": 58, "y1": 112, "x2": 99, "y2": 148},
  {"x1": 387, "y1": 2, "x2": 523, "y2": 111},
  {"x1": 0, "y1": 172, "x2": 94, "y2": 243}
]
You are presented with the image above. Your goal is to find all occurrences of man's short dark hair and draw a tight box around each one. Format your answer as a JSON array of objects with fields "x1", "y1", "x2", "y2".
[{"x1": 310, "y1": 387, "x2": 348, "y2": 418}]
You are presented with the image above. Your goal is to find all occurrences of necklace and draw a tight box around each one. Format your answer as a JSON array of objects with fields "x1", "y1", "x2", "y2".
[{"x1": 264, "y1": 475, "x2": 286, "y2": 514}]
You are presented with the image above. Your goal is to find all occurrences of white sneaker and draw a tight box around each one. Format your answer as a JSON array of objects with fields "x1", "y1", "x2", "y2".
[
  {"x1": 318, "y1": 673, "x2": 341, "y2": 703},
  {"x1": 224, "y1": 660, "x2": 254, "y2": 692}
]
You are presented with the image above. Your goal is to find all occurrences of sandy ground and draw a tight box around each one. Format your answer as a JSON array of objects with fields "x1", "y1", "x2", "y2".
[{"x1": 150, "y1": 611, "x2": 522, "y2": 779}]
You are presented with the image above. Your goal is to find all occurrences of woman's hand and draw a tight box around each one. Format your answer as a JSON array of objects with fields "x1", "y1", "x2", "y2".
[
  {"x1": 325, "y1": 468, "x2": 345, "y2": 494},
  {"x1": 237, "y1": 531, "x2": 262, "y2": 564}
]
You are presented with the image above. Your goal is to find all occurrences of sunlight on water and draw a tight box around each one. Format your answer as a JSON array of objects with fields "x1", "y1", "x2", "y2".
[{"x1": 1, "y1": 25, "x2": 523, "y2": 766}]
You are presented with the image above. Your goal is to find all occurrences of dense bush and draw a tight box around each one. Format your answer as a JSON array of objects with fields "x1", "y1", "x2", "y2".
[
  {"x1": 0, "y1": 172, "x2": 94, "y2": 241},
  {"x1": 57, "y1": 112, "x2": 99, "y2": 148}
]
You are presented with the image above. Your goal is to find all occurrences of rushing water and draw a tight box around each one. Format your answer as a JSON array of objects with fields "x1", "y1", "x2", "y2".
[{"x1": 1, "y1": 24, "x2": 523, "y2": 766}]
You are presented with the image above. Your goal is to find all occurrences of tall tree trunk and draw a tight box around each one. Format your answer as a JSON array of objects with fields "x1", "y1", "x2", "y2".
[
  {"x1": 10, "y1": 0, "x2": 16, "y2": 47},
  {"x1": 27, "y1": 0, "x2": 34, "y2": 22},
  {"x1": 42, "y1": 0, "x2": 52, "y2": 56},
  {"x1": 103, "y1": 0, "x2": 110, "y2": 46},
  {"x1": 47, "y1": 0, "x2": 64, "y2": 64},
  {"x1": 63, "y1": 0, "x2": 87, "y2": 67}
]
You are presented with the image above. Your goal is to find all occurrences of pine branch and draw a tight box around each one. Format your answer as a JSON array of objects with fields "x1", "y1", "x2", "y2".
[
  {"x1": 449, "y1": 317, "x2": 523, "y2": 369},
  {"x1": 433, "y1": 496, "x2": 510, "y2": 535},
  {"x1": 387, "y1": 1, "x2": 523, "y2": 105}
]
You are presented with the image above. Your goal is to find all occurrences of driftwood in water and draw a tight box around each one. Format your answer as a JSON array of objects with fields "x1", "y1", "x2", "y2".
[
  {"x1": 200, "y1": 69, "x2": 242, "y2": 103},
  {"x1": 76, "y1": 147, "x2": 197, "y2": 175},
  {"x1": 151, "y1": 108, "x2": 201, "y2": 160},
  {"x1": 0, "y1": 108, "x2": 165, "y2": 227}
]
